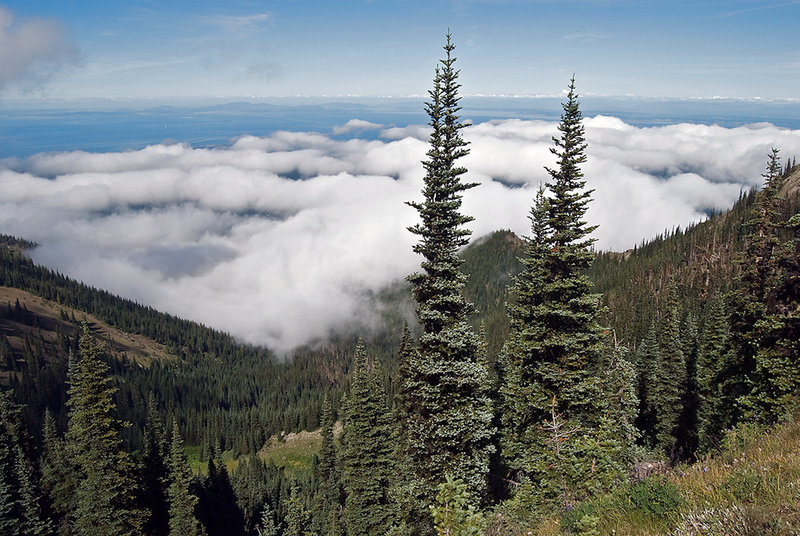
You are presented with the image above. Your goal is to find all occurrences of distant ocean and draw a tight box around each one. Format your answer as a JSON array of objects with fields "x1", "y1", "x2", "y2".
[{"x1": 2, "y1": 97, "x2": 799, "y2": 159}]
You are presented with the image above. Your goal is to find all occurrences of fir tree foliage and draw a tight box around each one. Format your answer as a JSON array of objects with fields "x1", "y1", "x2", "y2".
[
  {"x1": 696, "y1": 295, "x2": 730, "y2": 453},
  {"x1": 40, "y1": 409, "x2": 72, "y2": 535},
  {"x1": 197, "y1": 454, "x2": 244, "y2": 536},
  {"x1": 65, "y1": 323, "x2": 145, "y2": 536},
  {"x1": 389, "y1": 324, "x2": 422, "y2": 535},
  {"x1": 651, "y1": 285, "x2": 688, "y2": 455},
  {"x1": 745, "y1": 149, "x2": 800, "y2": 421},
  {"x1": 256, "y1": 502, "x2": 279, "y2": 536},
  {"x1": 499, "y1": 186, "x2": 551, "y2": 466},
  {"x1": 0, "y1": 390, "x2": 24, "y2": 535},
  {"x1": 313, "y1": 394, "x2": 341, "y2": 536},
  {"x1": 499, "y1": 77, "x2": 633, "y2": 506},
  {"x1": 167, "y1": 419, "x2": 206, "y2": 536},
  {"x1": 0, "y1": 390, "x2": 51, "y2": 536},
  {"x1": 14, "y1": 445, "x2": 52, "y2": 536},
  {"x1": 284, "y1": 485, "x2": 314, "y2": 536},
  {"x1": 402, "y1": 32, "x2": 494, "y2": 507},
  {"x1": 142, "y1": 393, "x2": 170, "y2": 536},
  {"x1": 728, "y1": 149, "x2": 786, "y2": 425},
  {"x1": 341, "y1": 340, "x2": 395, "y2": 536},
  {"x1": 430, "y1": 475, "x2": 485, "y2": 536}
]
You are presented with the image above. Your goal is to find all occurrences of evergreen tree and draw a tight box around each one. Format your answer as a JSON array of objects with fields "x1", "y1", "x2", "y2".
[
  {"x1": 312, "y1": 394, "x2": 341, "y2": 536},
  {"x1": 284, "y1": 485, "x2": 312, "y2": 536},
  {"x1": 389, "y1": 324, "x2": 419, "y2": 535},
  {"x1": 14, "y1": 445, "x2": 52, "y2": 536},
  {"x1": 651, "y1": 286, "x2": 687, "y2": 456},
  {"x1": 678, "y1": 312, "x2": 700, "y2": 457},
  {"x1": 197, "y1": 455, "x2": 244, "y2": 536},
  {"x1": 0, "y1": 463, "x2": 14, "y2": 536},
  {"x1": 499, "y1": 186, "x2": 550, "y2": 469},
  {"x1": 392, "y1": 323, "x2": 414, "y2": 465},
  {"x1": 635, "y1": 322, "x2": 661, "y2": 445},
  {"x1": 731, "y1": 149, "x2": 785, "y2": 422},
  {"x1": 142, "y1": 393, "x2": 170, "y2": 536},
  {"x1": 65, "y1": 323, "x2": 145, "y2": 536},
  {"x1": 430, "y1": 475, "x2": 484, "y2": 536},
  {"x1": 0, "y1": 391, "x2": 22, "y2": 535},
  {"x1": 40, "y1": 409, "x2": 73, "y2": 536},
  {"x1": 167, "y1": 420, "x2": 206, "y2": 536},
  {"x1": 696, "y1": 295, "x2": 730, "y2": 453},
  {"x1": 256, "y1": 502, "x2": 279, "y2": 536},
  {"x1": 498, "y1": 77, "x2": 631, "y2": 505},
  {"x1": 402, "y1": 32, "x2": 494, "y2": 509},
  {"x1": 748, "y1": 186, "x2": 800, "y2": 421},
  {"x1": 0, "y1": 390, "x2": 50, "y2": 535},
  {"x1": 341, "y1": 341, "x2": 395, "y2": 536}
]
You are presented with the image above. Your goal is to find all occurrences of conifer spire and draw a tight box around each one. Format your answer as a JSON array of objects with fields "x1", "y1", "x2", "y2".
[
  {"x1": 342, "y1": 340, "x2": 395, "y2": 536},
  {"x1": 499, "y1": 77, "x2": 633, "y2": 505},
  {"x1": 401, "y1": 32, "x2": 494, "y2": 511},
  {"x1": 167, "y1": 419, "x2": 206, "y2": 536}
]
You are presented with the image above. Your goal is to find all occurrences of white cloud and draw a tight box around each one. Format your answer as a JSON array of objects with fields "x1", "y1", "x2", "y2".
[
  {"x1": 2, "y1": 117, "x2": 799, "y2": 354},
  {"x1": 332, "y1": 119, "x2": 385, "y2": 135},
  {"x1": 380, "y1": 125, "x2": 431, "y2": 141},
  {"x1": 0, "y1": 7, "x2": 79, "y2": 92}
]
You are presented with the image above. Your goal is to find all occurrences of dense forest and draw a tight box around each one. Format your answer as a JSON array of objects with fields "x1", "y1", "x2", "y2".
[{"x1": 2, "y1": 35, "x2": 800, "y2": 535}]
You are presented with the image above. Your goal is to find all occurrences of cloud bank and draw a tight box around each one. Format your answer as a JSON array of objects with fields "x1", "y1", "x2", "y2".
[
  {"x1": 2, "y1": 117, "x2": 799, "y2": 353},
  {"x1": 0, "y1": 7, "x2": 79, "y2": 92}
]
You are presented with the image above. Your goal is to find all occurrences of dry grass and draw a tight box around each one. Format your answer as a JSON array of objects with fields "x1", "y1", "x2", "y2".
[
  {"x1": 256, "y1": 422, "x2": 342, "y2": 478},
  {"x1": 0, "y1": 285, "x2": 173, "y2": 366},
  {"x1": 502, "y1": 418, "x2": 800, "y2": 535},
  {"x1": 670, "y1": 419, "x2": 800, "y2": 535}
]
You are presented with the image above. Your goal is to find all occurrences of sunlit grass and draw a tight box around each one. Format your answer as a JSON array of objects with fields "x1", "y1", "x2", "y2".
[{"x1": 501, "y1": 418, "x2": 800, "y2": 535}]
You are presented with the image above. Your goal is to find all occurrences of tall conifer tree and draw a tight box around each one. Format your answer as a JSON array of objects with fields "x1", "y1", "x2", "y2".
[
  {"x1": 499, "y1": 186, "x2": 553, "y2": 474},
  {"x1": 40, "y1": 409, "x2": 73, "y2": 535},
  {"x1": 696, "y1": 295, "x2": 730, "y2": 453},
  {"x1": 284, "y1": 485, "x2": 312, "y2": 536},
  {"x1": 651, "y1": 286, "x2": 688, "y2": 455},
  {"x1": 402, "y1": 33, "x2": 494, "y2": 506},
  {"x1": 499, "y1": 77, "x2": 632, "y2": 505},
  {"x1": 142, "y1": 393, "x2": 170, "y2": 536},
  {"x1": 341, "y1": 341, "x2": 395, "y2": 536},
  {"x1": 389, "y1": 324, "x2": 419, "y2": 535},
  {"x1": 65, "y1": 323, "x2": 144, "y2": 536},
  {"x1": 167, "y1": 420, "x2": 206, "y2": 536},
  {"x1": 747, "y1": 152, "x2": 800, "y2": 421},
  {"x1": 313, "y1": 395, "x2": 341, "y2": 536},
  {"x1": 635, "y1": 321, "x2": 661, "y2": 445},
  {"x1": 731, "y1": 149, "x2": 786, "y2": 422},
  {"x1": 0, "y1": 390, "x2": 51, "y2": 536}
]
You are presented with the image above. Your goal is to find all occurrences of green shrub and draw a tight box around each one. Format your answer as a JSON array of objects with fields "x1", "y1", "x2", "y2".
[
  {"x1": 627, "y1": 477, "x2": 683, "y2": 516},
  {"x1": 720, "y1": 422, "x2": 765, "y2": 459},
  {"x1": 560, "y1": 501, "x2": 599, "y2": 533},
  {"x1": 725, "y1": 469, "x2": 762, "y2": 501},
  {"x1": 574, "y1": 514, "x2": 600, "y2": 536}
]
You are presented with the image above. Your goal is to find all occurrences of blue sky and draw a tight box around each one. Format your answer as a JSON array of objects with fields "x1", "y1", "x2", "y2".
[{"x1": 2, "y1": 0, "x2": 799, "y2": 103}]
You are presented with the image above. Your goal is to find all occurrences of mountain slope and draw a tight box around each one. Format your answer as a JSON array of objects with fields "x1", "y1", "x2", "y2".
[{"x1": 0, "y1": 285, "x2": 173, "y2": 367}]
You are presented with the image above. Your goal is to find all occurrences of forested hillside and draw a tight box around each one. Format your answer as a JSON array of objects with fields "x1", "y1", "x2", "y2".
[{"x1": 0, "y1": 236, "x2": 369, "y2": 449}]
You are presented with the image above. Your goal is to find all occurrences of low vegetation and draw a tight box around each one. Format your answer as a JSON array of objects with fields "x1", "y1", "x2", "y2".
[{"x1": 507, "y1": 417, "x2": 800, "y2": 535}]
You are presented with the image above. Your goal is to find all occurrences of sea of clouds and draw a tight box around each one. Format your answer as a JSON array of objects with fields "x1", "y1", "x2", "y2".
[{"x1": 2, "y1": 116, "x2": 799, "y2": 354}]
